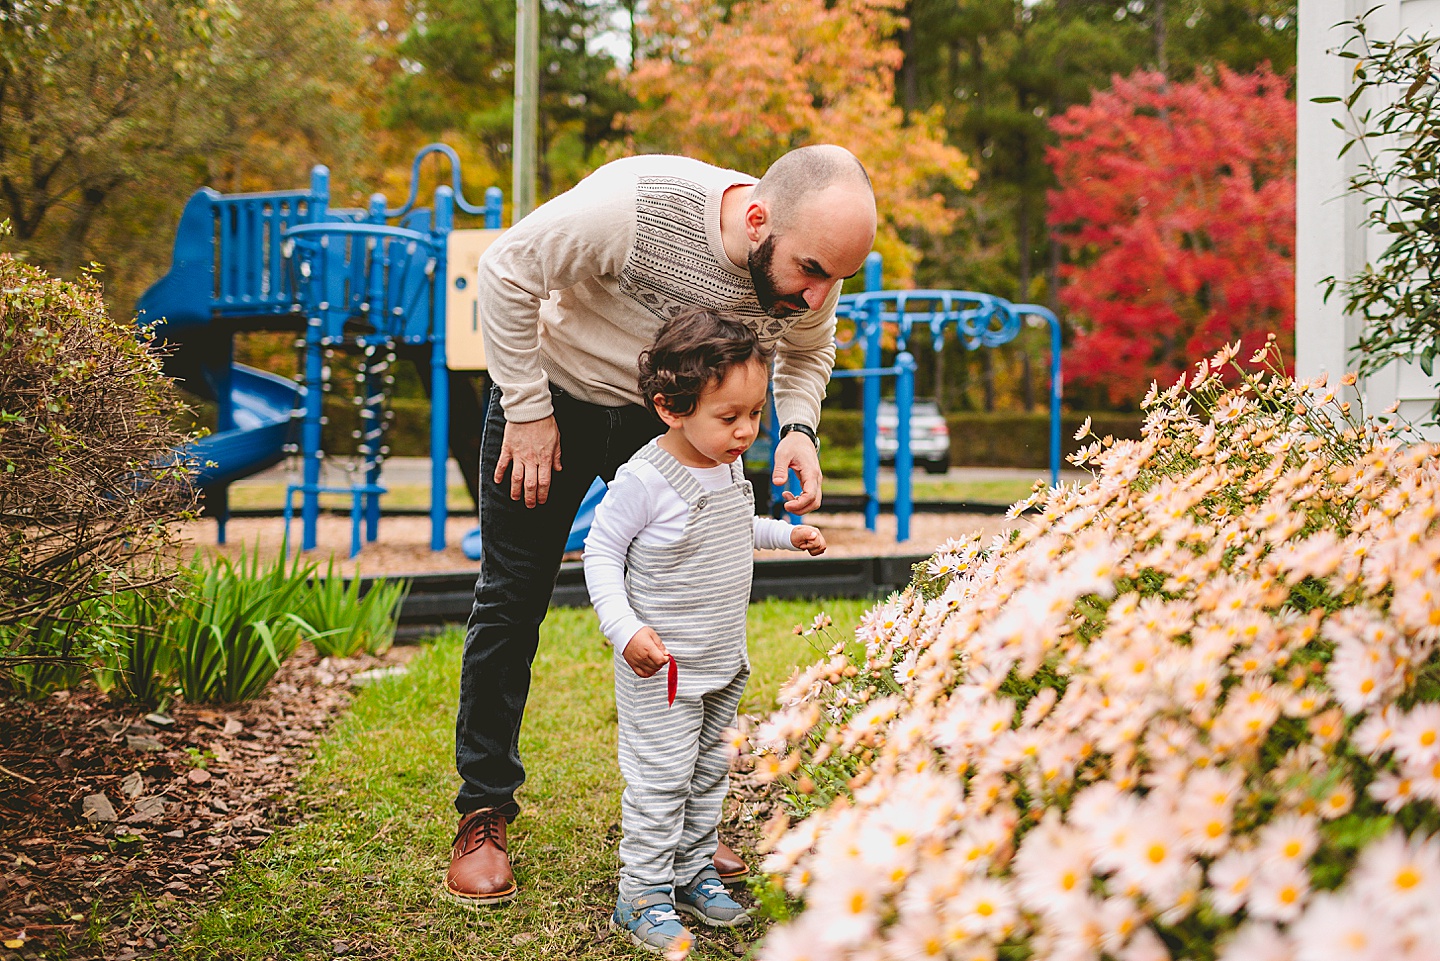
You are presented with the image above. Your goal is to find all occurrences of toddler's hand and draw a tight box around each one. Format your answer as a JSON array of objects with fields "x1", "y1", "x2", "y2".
[
  {"x1": 791, "y1": 525, "x2": 827, "y2": 555},
  {"x1": 624, "y1": 626, "x2": 670, "y2": 678}
]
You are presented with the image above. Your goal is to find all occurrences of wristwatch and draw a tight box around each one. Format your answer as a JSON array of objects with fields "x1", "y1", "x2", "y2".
[{"x1": 779, "y1": 422, "x2": 820, "y2": 451}]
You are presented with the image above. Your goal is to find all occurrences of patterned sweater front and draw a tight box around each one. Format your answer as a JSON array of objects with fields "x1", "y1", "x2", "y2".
[{"x1": 474, "y1": 154, "x2": 838, "y2": 428}]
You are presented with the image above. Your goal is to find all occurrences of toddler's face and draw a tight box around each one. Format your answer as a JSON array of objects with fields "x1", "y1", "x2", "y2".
[{"x1": 664, "y1": 358, "x2": 769, "y2": 468}]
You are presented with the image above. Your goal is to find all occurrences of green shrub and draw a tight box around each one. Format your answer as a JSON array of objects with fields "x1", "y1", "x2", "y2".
[
  {"x1": 172, "y1": 550, "x2": 317, "y2": 704},
  {"x1": 104, "y1": 590, "x2": 176, "y2": 709},
  {"x1": 0, "y1": 251, "x2": 196, "y2": 688},
  {"x1": 1327, "y1": 18, "x2": 1440, "y2": 413},
  {"x1": 299, "y1": 561, "x2": 409, "y2": 658}
]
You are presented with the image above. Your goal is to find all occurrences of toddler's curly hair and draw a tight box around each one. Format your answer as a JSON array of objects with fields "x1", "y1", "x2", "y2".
[{"x1": 638, "y1": 310, "x2": 774, "y2": 417}]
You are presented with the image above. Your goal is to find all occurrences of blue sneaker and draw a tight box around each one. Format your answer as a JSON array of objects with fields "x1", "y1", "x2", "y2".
[
  {"x1": 675, "y1": 866, "x2": 751, "y2": 928},
  {"x1": 610, "y1": 887, "x2": 694, "y2": 954}
]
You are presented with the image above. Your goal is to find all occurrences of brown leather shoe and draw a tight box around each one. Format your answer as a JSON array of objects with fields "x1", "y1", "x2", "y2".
[
  {"x1": 443, "y1": 808, "x2": 517, "y2": 906},
  {"x1": 713, "y1": 839, "x2": 749, "y2": 886}
]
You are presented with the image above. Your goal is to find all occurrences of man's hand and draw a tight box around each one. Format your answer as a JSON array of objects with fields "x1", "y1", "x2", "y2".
[
  {"x1": 790, "y1": 525, "x2": 827, "y2": 555},
  {"x1": 773, "y1": 431, "x2": 823, "y2": 515},
  {"x1": 623, "y1": 626, "x2": 670, "y2": 678},
  {"x1": 495, "y1": 415, "x2": 562, "y2": 508}
]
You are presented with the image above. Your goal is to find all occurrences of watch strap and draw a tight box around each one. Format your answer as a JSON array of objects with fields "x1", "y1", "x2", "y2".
[{"x1": 779, "y1": 422, "x2": 820, "y2": 450}]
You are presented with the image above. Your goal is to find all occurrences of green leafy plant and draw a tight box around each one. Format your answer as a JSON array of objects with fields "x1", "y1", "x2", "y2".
[
  {"x1": 91, "y1": 586, "x2": 179, "y2": 708},
  {"x1": 1322, "y1": 18, "x2": 1440, "y2": 411},
  {"x1": 172, "y1": 549, "x2": 317, "y2": 704},
  {"x1": 298, "y1": 561, "x2": 409, "y2": 658}
]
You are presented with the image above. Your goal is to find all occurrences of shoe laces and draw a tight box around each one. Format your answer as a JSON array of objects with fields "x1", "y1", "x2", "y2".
[
  {"x1": 641, "y1": 905, "x2": 682, "y2": 925},
  {"x1": 455, "y1": 809, "x2": 505, "y2": 855},
  {"x1": 692, "y1": 877, "x2": 724, "y2": 900}
]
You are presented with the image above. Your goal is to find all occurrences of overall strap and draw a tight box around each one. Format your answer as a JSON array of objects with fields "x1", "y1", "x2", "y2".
[{"x1": 632, "y1": 442, "x2": 708, "y2": 505}]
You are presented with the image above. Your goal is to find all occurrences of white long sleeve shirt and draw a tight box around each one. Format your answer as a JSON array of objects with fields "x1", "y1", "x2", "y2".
[{"x1": 583, "y1": 455, "x2": 801, "y2": 653}]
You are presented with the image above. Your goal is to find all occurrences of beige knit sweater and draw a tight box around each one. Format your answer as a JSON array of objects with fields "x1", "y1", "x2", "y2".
[{"x1": 475, "y1": 154, "x2": 838, "y2": 427}]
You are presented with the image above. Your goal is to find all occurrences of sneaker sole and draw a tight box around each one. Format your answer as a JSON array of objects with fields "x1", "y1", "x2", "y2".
[
  {"x1": 675, "y1": 901, "x2": 752, "y2": 928},
  {"x1": 607, "y1": 917, "x2": 681, "y2": 954},
  {"x1": 440, "y1": 882, "x2": 517, "y2": 908}
]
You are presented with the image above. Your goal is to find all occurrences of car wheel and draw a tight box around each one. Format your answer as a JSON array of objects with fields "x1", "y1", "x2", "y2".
[{"x1": 923, "y1": 459, "x2": 949, "y2": 475}]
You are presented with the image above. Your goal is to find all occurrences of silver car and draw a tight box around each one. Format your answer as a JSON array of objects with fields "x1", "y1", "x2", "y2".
[{"x1": 876, "y1": 399, "x2": 951, "y2": 474}]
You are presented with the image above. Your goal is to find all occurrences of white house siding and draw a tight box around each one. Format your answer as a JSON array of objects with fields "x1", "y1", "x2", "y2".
[{"x1": 1297, "y1": 0, "x2": 1440, "y2": 431}]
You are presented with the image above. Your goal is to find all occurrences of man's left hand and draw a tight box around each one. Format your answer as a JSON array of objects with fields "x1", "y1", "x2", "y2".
[{"x1": 773, "y1": 431, "x2": 822, "y2": 515}]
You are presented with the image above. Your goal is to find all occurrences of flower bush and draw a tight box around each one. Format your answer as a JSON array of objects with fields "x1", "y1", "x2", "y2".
[{"x1": 751, "y1": 341, "x2": 1440, "y2": 961}]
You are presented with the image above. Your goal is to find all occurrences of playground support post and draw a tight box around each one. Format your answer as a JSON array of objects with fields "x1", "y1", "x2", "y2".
[
  {"x1": 431, "y1": 187, "x2": 455, "y2": 551},
  {"x1": 363, "y1": 194, "x2": 389, "y2": 543},
  {"x1": 894, "y1": 351, "x2": 916, "y2": 543},
  {"x1": 862, "y1": 253, "x2": 883, "y2": 532},
  {"x1": 1015, "y1": 304, "x2": 1063, "y2": 487}
]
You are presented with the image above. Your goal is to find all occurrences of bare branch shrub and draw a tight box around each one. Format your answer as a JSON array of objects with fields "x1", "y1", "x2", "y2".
[{"x1": 0, "y1": 251, "x2": 197, "y2": 674}]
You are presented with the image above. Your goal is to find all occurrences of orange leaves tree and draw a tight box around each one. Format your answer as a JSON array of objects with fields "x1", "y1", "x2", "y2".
[
  {"x1": 619, "y1": 0, "x2": 973, "y2": 285},
  {"x1": 1047, "y1": 67, "x2": 1295, "y2": 407}
]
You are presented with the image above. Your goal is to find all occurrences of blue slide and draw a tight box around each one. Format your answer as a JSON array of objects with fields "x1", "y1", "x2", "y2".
[{"x1": 185, "y1": 364, "x2": 301, "y2": 490}]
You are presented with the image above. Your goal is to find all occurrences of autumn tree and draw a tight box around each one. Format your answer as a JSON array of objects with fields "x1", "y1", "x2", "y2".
[
  {"x1": 1047, "y1": 67, "x2": 1295, "y2": 407},
  {"x1": 0, "y1": 0, "x2": 369, "y2": 310},
  {"x1": 619, "y1": 0, "x2": 973, "y2": 285}
]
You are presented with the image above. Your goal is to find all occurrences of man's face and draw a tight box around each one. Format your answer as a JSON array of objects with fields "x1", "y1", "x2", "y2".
[
  {"x1": 746, "y1": 185, "x2": 876, "y2": 320},
  {"x1": 748, "y1": 234, "x2": 808, "y2": 319}
]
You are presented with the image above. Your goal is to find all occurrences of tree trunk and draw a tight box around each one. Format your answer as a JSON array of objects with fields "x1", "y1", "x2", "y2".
[
  {"x1": 982, "y1": 349, "x2": 995, "y2": 412},
  {"x1": 900, "y1": 2, "x2": 918, "y2": 117},
  {"x1": 55, "y1": 184, "x2": 113, "y2": 276},
  {"x1": 1017, "y1": 188, "x2": 1032, "y2": 304},
  {"x1": 1153, "y1": 0, "x2": 1168, "y2": 76},
  {"x1": 1021, "y1": 350, "x2": 1034, "y2": 412}
]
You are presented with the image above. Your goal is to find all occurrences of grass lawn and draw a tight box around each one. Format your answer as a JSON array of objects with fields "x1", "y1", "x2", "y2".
[
  {"x1": 159, "y1": 598, "x2": 868, "y2": 960},
  {"x1": 228, "y1": 476, "x2": 1039, "y2": 513},
  {"x1": 822, "y1": 476, "x2": 1038, "y2": 504}
]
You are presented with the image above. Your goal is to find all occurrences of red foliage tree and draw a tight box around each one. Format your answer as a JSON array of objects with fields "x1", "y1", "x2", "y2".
[{"x1": 1047, "y1": 68, "x2": 1295, "y2": 407}]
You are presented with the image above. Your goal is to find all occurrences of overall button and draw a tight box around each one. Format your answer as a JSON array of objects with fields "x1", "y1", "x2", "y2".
[{"x1": 696, "y1": 496, "x2": 708, "y2": 510}]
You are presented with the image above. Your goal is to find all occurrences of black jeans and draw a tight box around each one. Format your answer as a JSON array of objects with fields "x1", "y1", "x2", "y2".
[{"x1": 454, "y1": 385, "x2": 664, "y2": 816}]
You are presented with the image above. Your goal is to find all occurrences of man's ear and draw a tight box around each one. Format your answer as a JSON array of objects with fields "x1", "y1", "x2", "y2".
[{"x1": 744, "y1": 199, "x2": 769, "y2": 243}]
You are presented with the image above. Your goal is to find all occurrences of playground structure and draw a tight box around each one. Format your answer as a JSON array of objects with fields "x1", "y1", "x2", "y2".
[
  {"x1": 139, "y1": 146, "x2": 1061, "y2": 555},
  {"x1": 137, "y1": 145, "x2": 503, "y2": 556}
]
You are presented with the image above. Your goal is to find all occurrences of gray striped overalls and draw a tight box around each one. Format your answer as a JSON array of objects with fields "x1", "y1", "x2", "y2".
[{"x1": 613, "y1": 442, "x2": 753, "y2": 898}]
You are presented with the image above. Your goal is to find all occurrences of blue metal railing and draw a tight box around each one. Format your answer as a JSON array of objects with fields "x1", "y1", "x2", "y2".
[{"x1": 833, "y1": 252, "x2": 1064, "y2": 532}]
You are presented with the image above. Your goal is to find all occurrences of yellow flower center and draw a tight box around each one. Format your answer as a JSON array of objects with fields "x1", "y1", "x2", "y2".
[
  {"x1": 1396, "y1": 868, "x2": 1420, "y2": 890},
  {"x1": 976, "y1": 901, "x2": 994, "y2": 917},
  {"x1": 849, "y1": 892, "x2": 866, "y2": 914},
  {"x1": 1421, "y1": 730, "x2": 1436, "y2": 747},
  {"x1": 1284, "y1": 840, "x2": 1301, "y2": 858},
  {"x1": 1147, "y1": 843, "x2": 1167, "y2": 864},
  {"x1": 1061, "y1": 871, "x2": 1078, "y2": 891}
]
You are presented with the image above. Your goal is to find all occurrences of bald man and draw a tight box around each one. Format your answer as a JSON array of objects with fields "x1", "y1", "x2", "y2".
[{"x1": 446, "y1": 146, "x2": 877, "y2": 907}]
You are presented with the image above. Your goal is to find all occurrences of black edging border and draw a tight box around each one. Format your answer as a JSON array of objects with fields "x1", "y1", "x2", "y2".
[{"x1": 371, "y1": 553, "x2": 933, "y2": 640}]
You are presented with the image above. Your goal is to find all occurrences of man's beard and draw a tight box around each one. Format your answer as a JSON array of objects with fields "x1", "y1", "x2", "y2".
[{"x1": 748, "y1": 234, "x2": 807, "y2": 319}]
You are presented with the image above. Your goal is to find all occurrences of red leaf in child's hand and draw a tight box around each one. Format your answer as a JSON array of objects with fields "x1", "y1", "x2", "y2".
[{"x1": 667, "y1": 655, "x2": 678, "y2": 706}]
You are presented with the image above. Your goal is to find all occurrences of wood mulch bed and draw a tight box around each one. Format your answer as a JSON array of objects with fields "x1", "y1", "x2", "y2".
[{"x1": 0, "y1": 649, "x2": 408, "y2": 960}]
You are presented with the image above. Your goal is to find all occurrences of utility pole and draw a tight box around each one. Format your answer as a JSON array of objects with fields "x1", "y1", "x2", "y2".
[{"x1": 512, "y1": 0, "x2": 539, "y2": 221}]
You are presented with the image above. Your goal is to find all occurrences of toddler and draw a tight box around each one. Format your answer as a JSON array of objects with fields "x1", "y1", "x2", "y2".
[{"x1": 583, "y1": 310, "x2": 826, "y2": 954}]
